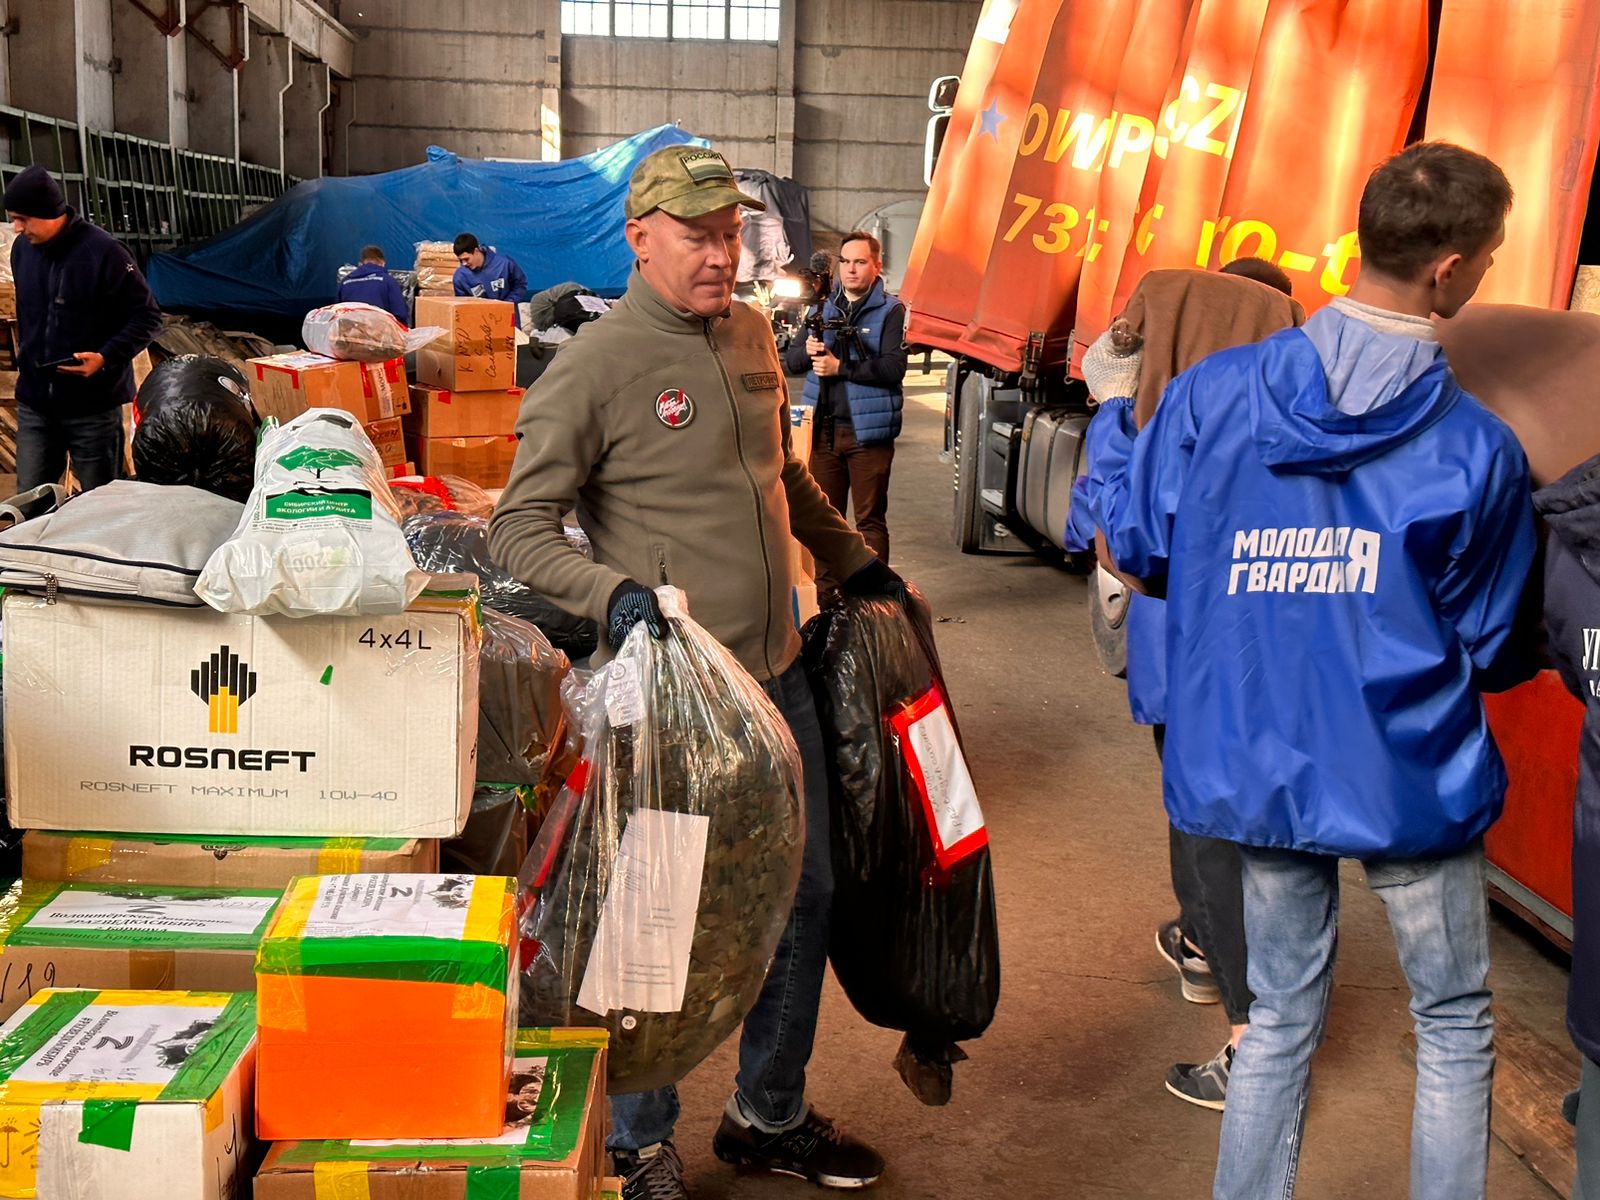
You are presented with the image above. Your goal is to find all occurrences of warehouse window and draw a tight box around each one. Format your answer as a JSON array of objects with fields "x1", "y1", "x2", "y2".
[{"x1": 560, "y1": 0, "x2": 779, "y2": 40}]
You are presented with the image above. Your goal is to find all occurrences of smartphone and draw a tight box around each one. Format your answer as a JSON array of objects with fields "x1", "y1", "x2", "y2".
[{"x1": 39, "y1": 356, "x2": 81, "y2": 370}]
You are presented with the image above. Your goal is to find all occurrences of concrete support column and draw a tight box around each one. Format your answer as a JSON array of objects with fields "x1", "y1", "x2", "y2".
[
  {"x1": 536, "y1": 0, "x2": 561, "y2": 161},
  {"x1": 110, "y1": 0, "x2": 184, "y2": 143},
  {"x1": 238, "y1": 25, "x2": 289, "y2": 169},
  {"x1": 283, "y1": 52, "x2": 327, "y2": 179},
  {"x1": 774, "y1": 0, "x2": 796, "y2": 177},
  {"x1": 8, "y1": 0, "x2": 89, "y2": 121},
  {"x1": 184, "y1": 0, "x2": 241, "y2": 158},
  {"x1": 74, "y1": 0, "x2": 115, "y2": 132}
]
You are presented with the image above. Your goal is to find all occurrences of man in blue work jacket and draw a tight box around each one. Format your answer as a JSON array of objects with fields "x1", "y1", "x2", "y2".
[
  {"x1": 1097, "y1": 142, "x2": 1537, "y2": 1200},
  {"x1": 337, "y1": 245, "x2": 409, "y2": 324},
  {"x1": 452, "y1": 232, "x2": 529, "y2": 309}
]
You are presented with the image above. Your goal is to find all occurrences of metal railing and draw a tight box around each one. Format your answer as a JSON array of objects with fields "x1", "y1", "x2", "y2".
[{"x1": 0, "y1": 106, "x2": 298, "y2": 261}]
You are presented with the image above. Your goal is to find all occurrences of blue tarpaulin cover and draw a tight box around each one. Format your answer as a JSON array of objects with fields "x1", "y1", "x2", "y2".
[{"x1": 147, "y1": 125, "x2": 701, "y2": 318}]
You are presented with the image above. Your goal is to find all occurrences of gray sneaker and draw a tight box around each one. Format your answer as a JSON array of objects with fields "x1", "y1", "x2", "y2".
[
  {"x1": 1165, "y1": 1042, "x2": 1233, "y2": 1111},
  {"x1": 614, "y1": 1141, "x2": 689, "y2": 1200},
  {"x1": 1156, "y1": 919, "x2": 1222, "y2": 1005}
]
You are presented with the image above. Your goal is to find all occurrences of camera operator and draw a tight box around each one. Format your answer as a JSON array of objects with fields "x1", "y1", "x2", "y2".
[{"x1": 783, "y1": 231, "x2": 907, "y2": 581}]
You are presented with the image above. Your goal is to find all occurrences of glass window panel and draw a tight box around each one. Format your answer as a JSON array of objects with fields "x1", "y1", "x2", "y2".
[
  {"x1": 673, "y1": 0, "x2": 727, "y2": 39},
  {"x1": 616, "y1": 0, "x2": 669, "y2": 36},
  {"x1": 729, "y1": 0, "x2": 778, "y2": 41},
  {"x1": 561, "y1": 0, "x2": 610, "y2": 35}
]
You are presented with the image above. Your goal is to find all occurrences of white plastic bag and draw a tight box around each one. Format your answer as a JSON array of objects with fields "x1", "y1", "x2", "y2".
[
  {"x1": 301, "y1": 302, "x2": 445, "y2": 361},
  {"x1": 195, "y1": 408, "x2": 429, "y2": 616}
]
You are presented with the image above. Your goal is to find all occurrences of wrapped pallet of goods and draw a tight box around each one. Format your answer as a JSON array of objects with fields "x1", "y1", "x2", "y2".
[
  {"x1": 414, "y1": 241, "x2": 459, "y2": 298},
  {"x1": 0, "y1": 881, "x2": 282, "y2": 1020},
  {"x1": 254, "y1": 873, "x2": 519, "y2": 1140},
  {"x1": 254, "y1": 1028, "x2": 609, "y2": 1200},
  {"x1": 0, "y1": 988, "x2": 257, "y2": 1200},
  {"x1": 517, "y1": 588, "x2": 805, "y2": 1093}
]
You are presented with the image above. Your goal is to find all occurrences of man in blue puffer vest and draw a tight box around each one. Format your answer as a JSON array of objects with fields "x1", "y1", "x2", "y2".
[
  {"x1": 1098, "y1": 142, "x2": 1538, "y2": 1200},
  {"x1": 783, "y1": 231, "x2": 906, "y2": 579}
]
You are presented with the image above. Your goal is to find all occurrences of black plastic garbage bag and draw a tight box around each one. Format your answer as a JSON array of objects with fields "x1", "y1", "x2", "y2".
[
  {"x1": 402, "y1": 511, "x2": 598, "y2": 659},
  {"x1": 477, "y1": 608, "x2": 569, "y2": 788},
  {"x1": 132, "y1": 355, "x2": 259, "y2": 503},
  {"x1": 801, "y1": 589, "x2": 1001, "y2": 1104},
  {"x1": 442, "y1": 784, "x2": 531, "y2": 878}
]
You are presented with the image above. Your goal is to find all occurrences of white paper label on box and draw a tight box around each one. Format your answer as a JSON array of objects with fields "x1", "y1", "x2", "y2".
[
  {"x1": 25, "y1": 891, "x2": 278, "y2": 937},
  {"x1": 604, "y1": 659, "x2": 645, "y2": 728},
  {"x1": 299, "y1": 873, "x2": 475, "y2": 940},
  {"x1": 351, "y1": 1054, "x2": 548, "y2": 1147},
  {"x1": 10, "y1": 1003, "x2": 227, "y2": 1085},
  {"x1": 576, "y1": 809, "x2": 708, "y2": 1016}
]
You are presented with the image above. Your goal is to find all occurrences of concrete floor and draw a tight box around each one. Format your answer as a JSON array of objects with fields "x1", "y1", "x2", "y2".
[{"x1": 667, "y1": 366, "x2": 1573, "y2": 1199}]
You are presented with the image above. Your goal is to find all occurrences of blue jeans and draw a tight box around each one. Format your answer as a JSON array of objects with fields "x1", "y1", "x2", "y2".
[
  {"x1": 16, "y1": 404, "x2": 123, "y2": 493},
  {"x1": 609, "y1": 660, "x2": 833, "y2": 1150},
  {"x1": 1215, "y1": 841, "x2": 1493, "y2": 1200}
]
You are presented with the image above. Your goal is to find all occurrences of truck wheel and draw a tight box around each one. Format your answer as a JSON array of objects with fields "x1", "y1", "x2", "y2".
[{"x1": 952, "y1": 373, "x2": 984, "y2": 553}]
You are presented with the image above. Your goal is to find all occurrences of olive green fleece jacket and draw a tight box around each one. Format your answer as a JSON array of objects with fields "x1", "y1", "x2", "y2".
[{"x1": 488, "y1": 268, "x2": 876, "y2": 681}]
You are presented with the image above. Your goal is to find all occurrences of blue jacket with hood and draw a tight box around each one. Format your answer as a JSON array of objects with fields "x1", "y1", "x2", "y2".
[
  {"x1": 337, "y1": 263, "x2": 410, "y2": 324},
  {"x1": 1535, "y1": 456, "x2": 1600, "y2": 1064},
  {"x1": 453, "y1": 248, "x2": 529, "y2": 307},
  {"x1": 1099, "y1": 305, "x2": 1536, "y2": 858}
]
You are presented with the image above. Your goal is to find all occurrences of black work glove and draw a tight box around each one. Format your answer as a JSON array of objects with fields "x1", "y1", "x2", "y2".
[
  {"x1": 841, "y1": 557, "x2": 910, "y2": 607},
  {"x1": 607, "y1": 581, "x2": 669, "y2": 647}
]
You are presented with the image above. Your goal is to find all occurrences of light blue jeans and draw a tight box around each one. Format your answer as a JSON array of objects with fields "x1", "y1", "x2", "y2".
[{"x1": 1215, "y1": 841, "x2": 1493, "y2": 1200}]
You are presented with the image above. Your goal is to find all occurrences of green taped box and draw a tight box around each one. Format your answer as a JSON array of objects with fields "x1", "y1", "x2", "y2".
[
  {"x1": 23, "y1": 830, "x2": 439, "y2": 888},
  {"x1": 0, "y1": 881, "x2": 281, "y2": 1022},
  {"x1": 0, "y1": 988, "x2": 256, "y2": 1199},
  {"x1": 254, "y1": 1029, "x2": 609, "y2": 1200}
]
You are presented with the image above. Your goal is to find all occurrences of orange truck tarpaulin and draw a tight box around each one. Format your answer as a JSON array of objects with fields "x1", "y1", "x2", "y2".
[{"x1": 904, "y1": 0, "x2": 1600, "y2": 373}]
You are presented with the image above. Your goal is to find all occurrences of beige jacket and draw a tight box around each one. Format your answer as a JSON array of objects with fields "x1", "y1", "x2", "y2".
[{"x1": 489, "y1": 269, "x2": 875, "y2": 681}]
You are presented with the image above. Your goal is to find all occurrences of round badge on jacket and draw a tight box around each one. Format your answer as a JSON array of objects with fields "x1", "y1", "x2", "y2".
[{"x1": 656, "y1": 388, "x2": 695, "y2": 429}]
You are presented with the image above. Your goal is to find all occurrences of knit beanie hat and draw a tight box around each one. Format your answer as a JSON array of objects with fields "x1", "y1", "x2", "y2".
[{"x1": 3, "y1": 165, "x2": 66, "y2": 220}]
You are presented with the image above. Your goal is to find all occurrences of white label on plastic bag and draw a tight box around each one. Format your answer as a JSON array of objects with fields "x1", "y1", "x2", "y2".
[
  {"x1": 576, "y1": 810, "x2": 709, "y2": 1016},
  {"x1": 893, "y1": 688, "x2": 989, "y2": 870},
  {"x1": 10, "y1": 1002, "x2": 227, "y2": 1085},
  {"x1": 576, "y1": 294, "x2": 610, "y2": 315},
  {"x1": 25, "y1": 891, "x2": 278, "y2": 937},
  {"x1": 605, "y1": 659, "x2": 645, "y2": 727},
  {"x1": 298, "y1": 873, "x2": 475, "y2": 940},
  {"x1": 351, "y1": 1054, "x2": 548, "y2": 1146}
]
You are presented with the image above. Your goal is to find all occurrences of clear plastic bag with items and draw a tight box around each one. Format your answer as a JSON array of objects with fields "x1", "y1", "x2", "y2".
[
  {"x1": 301, "y1": 302, "x2": 444, "y2": 361},
  {"x1": 196, "y1": 409, "x2": 429, "y2": 616},
  {"x1": 477, "y1": 608, "x2": 571, "y2": 789},
  {"x1": 516, "y1": 588, "x2": 804, "y2": 1093},
  {"x1": 387, "y1": 475, "x2": 496, "y2": 520}
]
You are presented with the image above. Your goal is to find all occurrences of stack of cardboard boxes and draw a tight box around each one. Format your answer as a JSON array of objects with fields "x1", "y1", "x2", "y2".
[
  {"x1": 408, "y1": 296, "x2": 523, "y2": 489},
  {"x1": 247, "y1": 351, "x2": 415, "y2": 477}
]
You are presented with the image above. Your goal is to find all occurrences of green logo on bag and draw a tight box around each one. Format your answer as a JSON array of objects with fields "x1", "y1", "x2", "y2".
[
  {"x1": 264, "y1": 490, "x2": 374, "y2": 520},
  {"x1": 275, "y1": 446, "x2": 362, "y2": 477}
]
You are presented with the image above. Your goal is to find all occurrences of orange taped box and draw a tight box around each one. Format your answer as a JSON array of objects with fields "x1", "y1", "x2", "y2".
[
  {"x1": 255, "y1": 873, "x2": 518, "y2": 1140},
  {"x1": 366, "y1": 415, "x2": 407, "y2": 469},
  {"x1": 407, "y1": 383, "x2": 523, "y2": 438},
  {"x1": 248, "y1": 352, "x2": 410, "y2": 424},
  {"x1": 255, "y1": 1029, "x2": 609, "y2": 1200},
  {"x1": 405, "y1": 432, "x2": 519, "y2": 490},
  {"x1": 415, "y1": 297, "x2": 516, "y2": 392},
  {"x1": 23, "y1": 830, "x2": 437, "y2": 888},
  {"x1": 0, "y1": 880, "x2": 281, "y2": 1021}
]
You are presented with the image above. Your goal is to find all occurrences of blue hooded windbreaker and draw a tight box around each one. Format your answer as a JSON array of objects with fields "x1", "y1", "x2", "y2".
[
  {"x1": 1098, "y1": 309, "x2": 1535, "y2": 858},
  {"x1": 337, "y1": 263, "x2": 410, "y2": 324},
  {"x1": 453, "y1": 247, "x2": 529, "y2": 306}
]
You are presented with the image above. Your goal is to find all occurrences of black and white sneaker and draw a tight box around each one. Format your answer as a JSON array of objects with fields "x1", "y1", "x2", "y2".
[
  {"x1": 1165, "y1": 1042, "x2": 1233, "y2": 1111},
  {"x1": 1156, "y1": 918, "x2": 1222, "y2": 1005},
  {"x1": 713, "y1": 1100, "x2": 883, "y2": 1189},
  {"x1": 613, "y1": 1141, "x2": 689, "y2": 1200}
]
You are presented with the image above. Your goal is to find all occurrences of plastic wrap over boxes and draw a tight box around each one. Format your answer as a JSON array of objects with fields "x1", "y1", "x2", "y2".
[
  {"x1": 254, "y1": 873, "x2": 518, "y2": 1140},
  {"x1": 0, "y1": 988, "x2": 256, "y2": 1200}
]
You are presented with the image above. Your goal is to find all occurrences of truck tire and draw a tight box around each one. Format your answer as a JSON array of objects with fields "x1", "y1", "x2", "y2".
[{"x1": 952, "y1": 373, "x2": 984, "y2": 553}]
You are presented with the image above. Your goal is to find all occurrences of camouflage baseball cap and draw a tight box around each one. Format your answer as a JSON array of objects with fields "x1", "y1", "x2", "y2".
[{"x1": 626, "y1": 146, "x2": 766, "y2": 220}]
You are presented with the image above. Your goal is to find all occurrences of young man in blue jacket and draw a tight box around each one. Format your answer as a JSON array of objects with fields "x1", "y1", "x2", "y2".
[
  {"x1": 337, "y1": 245, "x2": 410, "y2": 324},
  {"x1": 5, "y1": 165, "x2": 162, "y2": 492},
  {"x1": 453, "y1": 233, "x2": 529, "y2": 309},
  {"x1": 1098, "y1": 142, "x2": 1535, "y2": 1200}
]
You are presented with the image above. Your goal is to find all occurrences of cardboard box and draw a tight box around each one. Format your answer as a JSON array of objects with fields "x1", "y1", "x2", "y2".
[
  {"x1": 387, "y1": 461, "x2": 417, "y2": 480},
  {"x1": 366, "y1": 416, "x2": 407, "y2": 468},
  {"x1": 0, "y1": 283, "x2": 15, "y2": 321},
  {"x1": 406, "y1": 383, "x2": 523, "y2": 439},
  {"x1": 0, "y1": 988, "x2": 256, "y2": 1200},
  {"x1": 4, "y1": 590, "x2": 480, "y2": 839},
  {"x1": 23, "y1": 831, "x2": 438, "y2": 888},
  {"x1": 0, "y1": 881, "x2": 281, "y2": 1021},
  {"x1": 255, "y1": 1029, "x2": 608, "y2": 1200},
  {"x1": 405, "y1": 433, "x2": 519, "y2": 490},
  {"x1": 255, "y1": 873, "x2": 519, "y2": 1140},
  {"x1": 249, "y1": 353, "x2": 409, "y2": 425},
  {"x1": 415, "y1": 297, "x2": 516, "y2": 392}
]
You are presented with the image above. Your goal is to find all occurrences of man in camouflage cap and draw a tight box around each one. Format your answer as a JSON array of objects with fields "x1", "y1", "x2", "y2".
[{"x1": 491, "y1": 143, "x2": 898, "y2": 1200}]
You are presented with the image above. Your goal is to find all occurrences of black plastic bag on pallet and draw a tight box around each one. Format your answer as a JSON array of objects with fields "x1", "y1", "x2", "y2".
[{"x1": 801, "y1": 589, "x2": 1000, "y2": 1105}]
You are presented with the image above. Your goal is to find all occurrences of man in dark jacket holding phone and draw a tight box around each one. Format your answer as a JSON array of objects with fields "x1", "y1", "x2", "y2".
[{"x1": 5, "y1": 165, "x2": 162, "y2": 492}]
